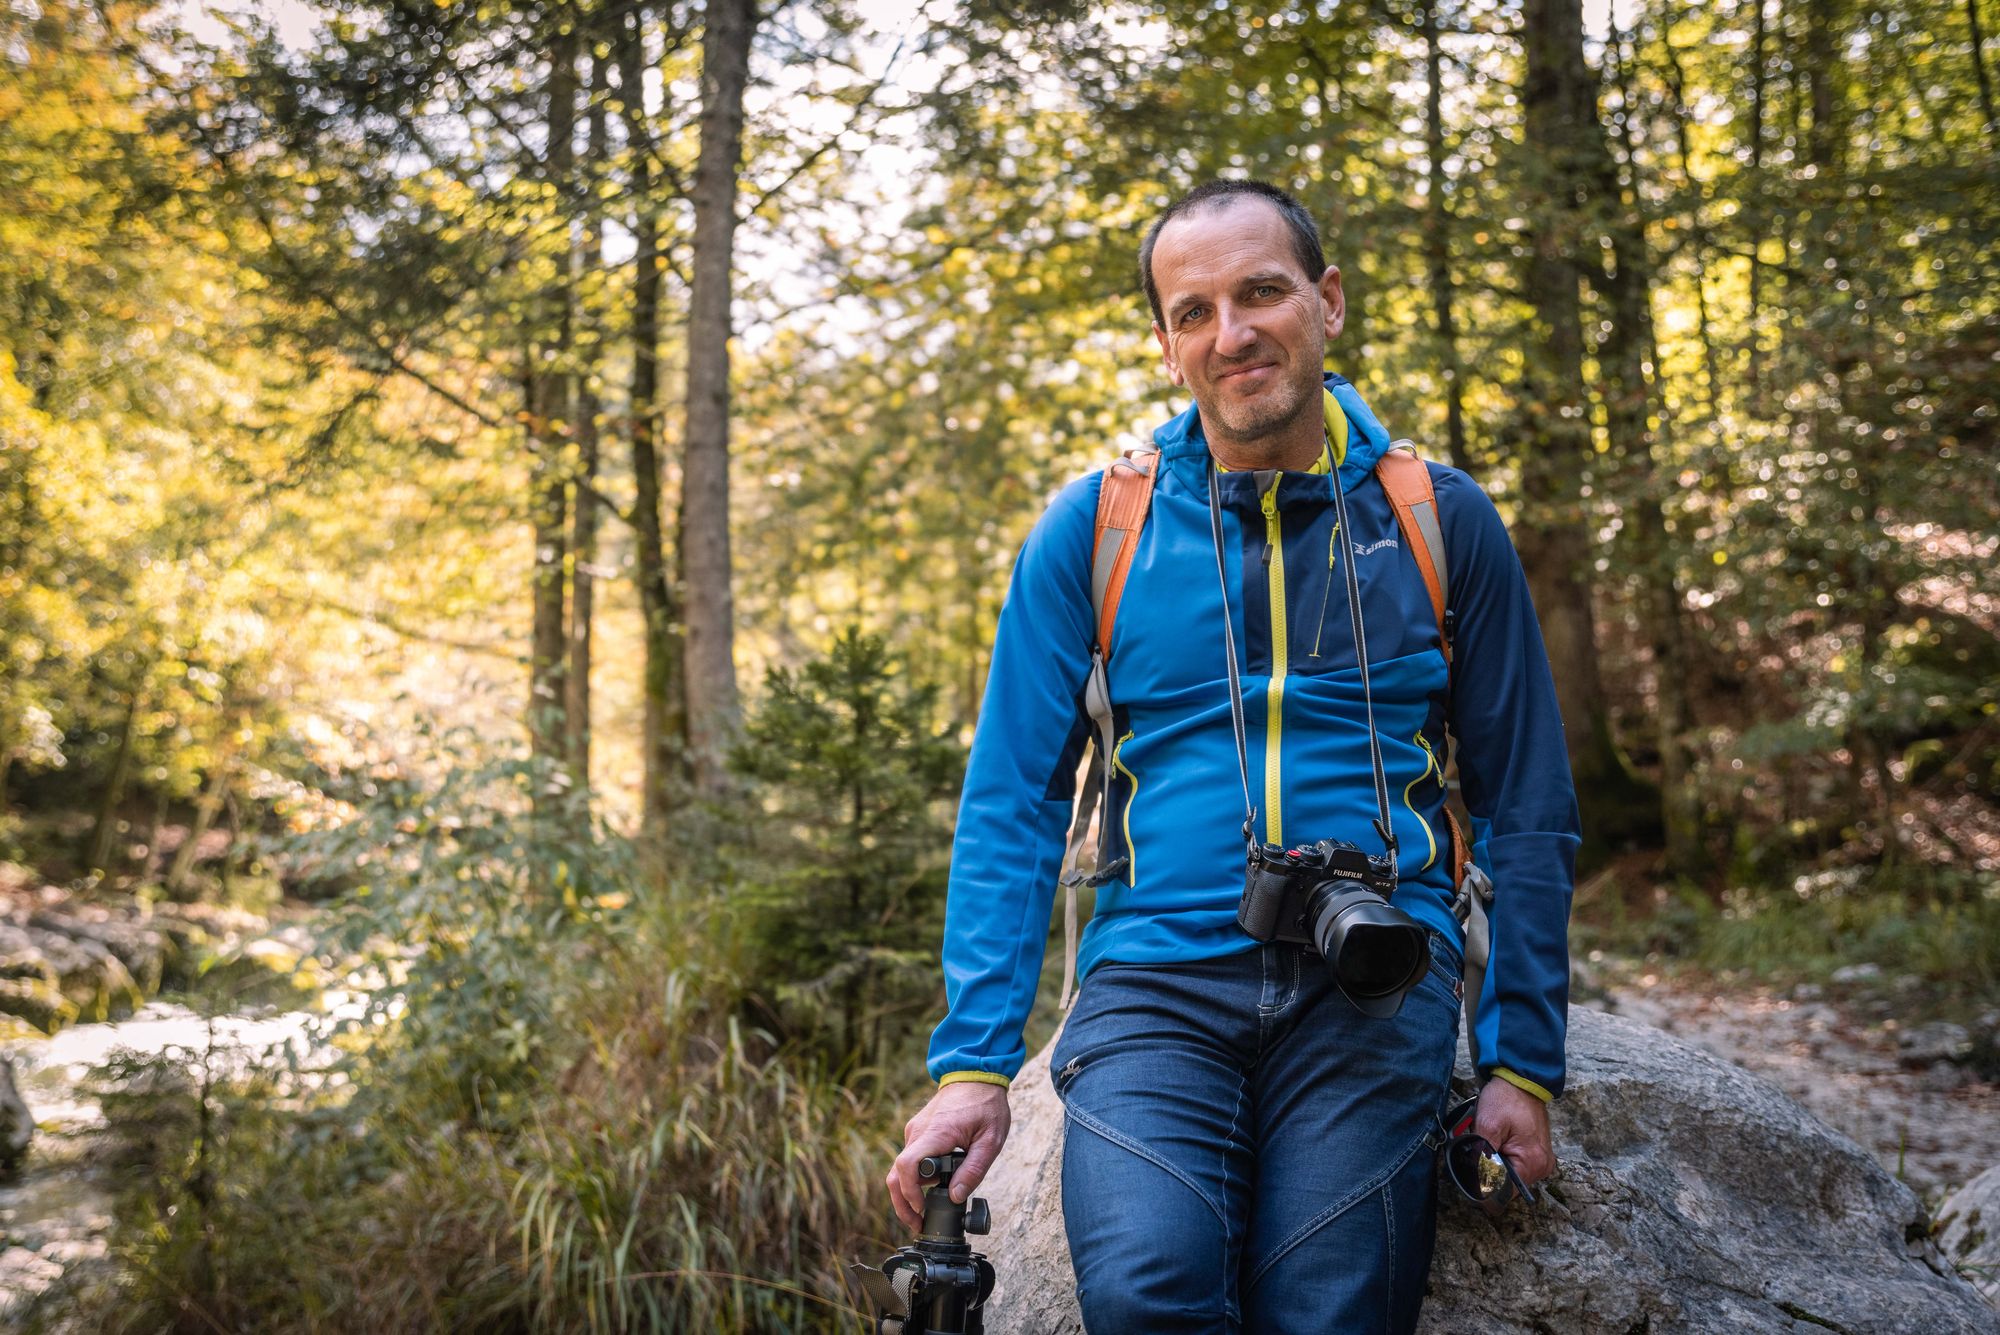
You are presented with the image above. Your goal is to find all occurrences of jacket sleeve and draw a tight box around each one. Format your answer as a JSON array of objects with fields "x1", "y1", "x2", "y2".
[
  {"x1": 1433, "y1": 465, "x2": 1582, "y2": 1099},
  {"x1": 925, "y1": 472, "x2": 1101, "y2": 1084}
]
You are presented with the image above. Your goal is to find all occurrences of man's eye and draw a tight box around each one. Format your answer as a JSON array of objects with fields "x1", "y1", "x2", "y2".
[
  {"x1": 1253, "y1": 285, "x2": 1278, "y2": 297},
  {"x1": 1180, "y1": 306, "x2": 1205, "y2": 325}
]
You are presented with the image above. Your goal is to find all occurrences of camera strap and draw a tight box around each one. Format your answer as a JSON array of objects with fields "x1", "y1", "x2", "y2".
[
  {"x1": 1206, "y1": 454, "x2": 1398, "y2": 872},
  {"x1": 1206, "y1": 458, "x2": 1258, "y2": 844},
  {"x1": 1330, "y1": 467, "x2": 1400, "y2": 872}
]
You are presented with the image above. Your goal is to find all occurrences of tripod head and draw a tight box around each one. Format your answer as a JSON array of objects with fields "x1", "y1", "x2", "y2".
[{"x1": 849, "y1": 1150, "x2": 996, "y2": 1335}]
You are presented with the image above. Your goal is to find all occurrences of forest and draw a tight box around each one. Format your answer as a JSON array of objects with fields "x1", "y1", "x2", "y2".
[{"x1": 0, "y1": 0, "x2": 1995, "y2": 1328}]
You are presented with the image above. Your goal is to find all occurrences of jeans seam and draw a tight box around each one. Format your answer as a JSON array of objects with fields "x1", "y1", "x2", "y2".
[
  {"x1": 1242, "y1": 1118, "x2": 1431, "y2": 1293},
  {"x1": 1062, "y1": 1103, "x2": 1228, "y2": 1228},
  {"x1": 1220, "y1": 1066, "x2": 1247, "y2": 1322},
  {"x1": 1382, "y1": 1178, "x2": 1395, "y2": 1331}
]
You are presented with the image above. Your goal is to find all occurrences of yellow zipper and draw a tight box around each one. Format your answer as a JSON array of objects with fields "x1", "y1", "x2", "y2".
[
  {"x1": 1404, "y1": 729, "x2": 1441, "y2": 872},
  {"x1": 1262, "y1": 479, "x2": 1286, "y2": 846},
  {"x1": 1111, "y1": 729, "x2": 1138, "y2": 886}
]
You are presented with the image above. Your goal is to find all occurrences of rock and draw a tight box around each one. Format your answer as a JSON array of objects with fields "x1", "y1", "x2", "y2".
[
  {"x1": 1899, "y1": 1021, "x2": 1975, "y2": 1068},
  {"x1": 1833, "y1": 963, "x2": 1883, "y2": 983},
  {"x1": 1939, "y1": 1165, "x2": 2000, "y2": 1309},
  {"x1": 0, "y1": 1056, "x2": 31, "y2": 1176},
  {"x1": 0, "y1": 976, "x2": 77, "y2": 1033},
  {"x1": 27, "y1": 908, "x2": 168, "y2": 994},
  {"x1": 977, "y1": 1007, "x2": 1996, "y2": 1334},
  {"x1": 0, "y1": 921, "x2": 143, "y2": 1021}
]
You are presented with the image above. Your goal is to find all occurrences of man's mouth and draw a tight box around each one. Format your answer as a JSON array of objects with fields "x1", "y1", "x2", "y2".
[{"x1": 1219, "y1": 362, "x2": 1276, "y2": 383}]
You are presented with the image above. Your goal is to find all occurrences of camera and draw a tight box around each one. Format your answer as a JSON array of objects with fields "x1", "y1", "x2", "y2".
[{"x1": 1236, "y1": 837, "x2": 1431, "y2": 1017}]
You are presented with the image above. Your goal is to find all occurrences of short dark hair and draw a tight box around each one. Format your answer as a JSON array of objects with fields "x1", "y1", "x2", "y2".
[{"x1": 1138, "y1": 179, "x2": 1326, "y2": 328}]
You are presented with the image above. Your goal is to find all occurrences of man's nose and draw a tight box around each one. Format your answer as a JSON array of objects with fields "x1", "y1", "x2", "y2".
[{"x1": 1215, "y1": 303, "x2": 1258, "y2": 357}]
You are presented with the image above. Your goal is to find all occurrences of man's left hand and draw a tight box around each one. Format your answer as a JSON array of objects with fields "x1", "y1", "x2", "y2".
[{"x1": 1474, "y1": 1077, "x2": 1555, "y2": 1188}]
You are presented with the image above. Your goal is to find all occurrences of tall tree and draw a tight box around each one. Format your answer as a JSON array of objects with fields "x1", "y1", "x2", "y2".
[
  {"x1": 619, "y1": 0, "x2": 691, "y2": 839},
  {"x1": 680, "y1": 0, "x2": 756, "y2": 792},
  {"x1": 1420, "y1": 0, "x2": 1472, "y2": 473},
  {"x1": 565, "y1": 40, "x2": 610, "y2": 790},
  {"x1": 1597, "y1": 12, "x2": 1701, "y2": 874},
  {"x1": 528, "y1": 12, "x2": 579, "y2": 773},
  {"x1": 1513, "y1": 0, "x2": 1650, "y2": 849}
]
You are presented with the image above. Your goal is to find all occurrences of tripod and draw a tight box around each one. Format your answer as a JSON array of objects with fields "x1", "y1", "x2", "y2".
[{"x1": 849, "y1": 1150, "x2": 996, "y2": 1334}]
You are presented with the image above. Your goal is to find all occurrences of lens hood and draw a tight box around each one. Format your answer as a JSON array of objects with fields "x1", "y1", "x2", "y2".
[{"x1": 1311, "y1": 890, "x2": 1432, "y2": 1018}]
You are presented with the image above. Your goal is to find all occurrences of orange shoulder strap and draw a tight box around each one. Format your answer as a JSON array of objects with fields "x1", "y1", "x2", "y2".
[
  {"x1": 1090, "y1": 448, "x2": 1160, "y2": 658},
  {"x1": 1374, "y1": 442, "x2": 1452, "y2": 666},
  {"x1": 1377, "y1": 441, "x2": 1470, "y2": 889}
]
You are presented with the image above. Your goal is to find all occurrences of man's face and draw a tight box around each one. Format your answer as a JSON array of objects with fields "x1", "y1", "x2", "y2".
[{"x1": 1150, "y1": 197, "x2": 1345, "y2": 451}]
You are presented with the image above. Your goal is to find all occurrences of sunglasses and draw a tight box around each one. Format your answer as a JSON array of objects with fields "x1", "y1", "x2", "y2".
[{"x1": 1441, "y1": 1097, "x2": 1536, "y2": 1216}]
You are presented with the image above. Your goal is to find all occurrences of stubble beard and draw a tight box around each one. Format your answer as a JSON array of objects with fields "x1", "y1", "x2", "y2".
[{"x1": 1201, "y1": 360, "x2": 1323, "y2": 461}]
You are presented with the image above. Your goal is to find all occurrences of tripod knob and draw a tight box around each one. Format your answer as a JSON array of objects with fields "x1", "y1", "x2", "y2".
[{"x1": 964, "y1": 1197, "x2": 990, "y2": 1235}]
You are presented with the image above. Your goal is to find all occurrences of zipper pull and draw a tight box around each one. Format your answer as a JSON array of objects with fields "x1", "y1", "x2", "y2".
[
  {"x1": 1262, "y1": 541, "x2": 1274, "y2": 570},
  {"x1": 1310, "y1": 521, "x2": 1340, "y2": 657}
]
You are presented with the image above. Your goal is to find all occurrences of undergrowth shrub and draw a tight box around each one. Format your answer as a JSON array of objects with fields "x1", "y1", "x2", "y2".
[{"x1": 56, "y1": 741, "x2": 891, "y2": 1333}]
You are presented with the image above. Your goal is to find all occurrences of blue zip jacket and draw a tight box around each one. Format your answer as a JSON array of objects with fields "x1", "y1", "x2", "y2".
[{"x1": 928, "y1": 374, "x2": 1581, "y2": 1097}]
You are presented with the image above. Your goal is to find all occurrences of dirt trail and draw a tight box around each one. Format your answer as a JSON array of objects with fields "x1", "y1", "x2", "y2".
[{"x1": 1586, "y1": 969, "x2": 1999, "y2": 1208}]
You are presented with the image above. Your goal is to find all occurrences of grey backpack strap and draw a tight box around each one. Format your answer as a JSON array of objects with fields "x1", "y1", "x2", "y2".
[
  {"x1": 1453, "y1": 862, "x2": 1496, "y2": 1071},
  {"x1": 1057, "y1": 652, "x2": 1121, "y2": 1012}
]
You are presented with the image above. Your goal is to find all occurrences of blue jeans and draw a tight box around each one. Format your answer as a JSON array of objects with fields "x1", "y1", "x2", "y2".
[{"x1": 1050, "y1": 931, "x2": 1463, "y2": 1335}]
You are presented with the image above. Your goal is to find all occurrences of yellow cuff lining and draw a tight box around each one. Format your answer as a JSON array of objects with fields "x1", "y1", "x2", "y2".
[
  {"x1": 1490, "y1": 1067, "x2": 1555, "y2": 1103},
  {"x1": 939, "y1": 1071, "x2": 1011, "y2": 1090}
]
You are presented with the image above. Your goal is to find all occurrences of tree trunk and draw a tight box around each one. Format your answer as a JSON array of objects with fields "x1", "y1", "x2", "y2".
[
  {"x1": 566, "y1": 41, "x2": 610, "y2": 793},
  {"x1": 620, "y1": 0, "x2": 690, "y2": 842},
  {"x1": 1972, "y1": 0, "x2": 1999, "y2": 129},
  {"x1": 1421, "y1": 0, "x2": 1471, "y2": 473},
  {"x1": 680, "y1": 0, "x2": 755, "y2": 793},
  {"x1": 529, "y1": 19, "x2": 578, "y2": 771},
  {"x1": 1798, "y1": 0, "x2": 1892, "y2": 838},
  {"x1": 1655, "y1": 17, "x2": 1722, "y2": 421},
  {"x1": 166, "y1": 756, "x2": 234, "y2": 898},
  {"x1": 1515, "y1": 0, "x2": 1634, "y2": 852},
  {"x1": 87, "y1": 687, "x2": 140, "y2": 876},
  {"x1": 1599, "y1": 19, "x2": 1700, "y2": 876},
  {"x1": 1746, "y1": 0, "x2": 1769, "y2": 407}
]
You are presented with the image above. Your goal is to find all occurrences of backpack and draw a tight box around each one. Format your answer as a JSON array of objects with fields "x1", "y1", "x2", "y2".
[{"x1": 1056, "y1": 443, "x2": 1497, "y2": 1055}]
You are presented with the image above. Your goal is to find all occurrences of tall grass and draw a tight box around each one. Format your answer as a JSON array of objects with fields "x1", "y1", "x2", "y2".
[{"x1": 51, "y1": 754, "x2": 897, "y2": 1334}]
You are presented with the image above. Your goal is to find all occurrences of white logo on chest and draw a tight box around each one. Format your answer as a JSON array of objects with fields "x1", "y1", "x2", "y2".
[{"x1": 1353, "y1": 537, "x2": 1399, "y2": 557}]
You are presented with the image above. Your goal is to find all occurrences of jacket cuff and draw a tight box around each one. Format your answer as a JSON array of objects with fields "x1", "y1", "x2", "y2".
[
  {"x1": 1488, "y1": 1066, "x2": 1555, "y2": 1102},
  {"x1": 939, "y1": 1070, "x2": 1011, "y2": 1090}
]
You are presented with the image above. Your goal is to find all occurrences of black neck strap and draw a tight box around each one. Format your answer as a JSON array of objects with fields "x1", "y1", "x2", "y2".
[{"x1": 1206, "y1": 456, "x2": 1399, "y2": 867}]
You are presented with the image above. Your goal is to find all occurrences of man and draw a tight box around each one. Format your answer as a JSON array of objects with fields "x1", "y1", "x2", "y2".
[{"x1": 890, "y1": 179, "x2": 1579, "y2": 1333}]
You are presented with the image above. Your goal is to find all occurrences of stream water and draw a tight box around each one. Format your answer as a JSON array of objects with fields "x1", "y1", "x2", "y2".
[{"x1": 0, "y1": 988, "x2": 367, "y2": 1319}]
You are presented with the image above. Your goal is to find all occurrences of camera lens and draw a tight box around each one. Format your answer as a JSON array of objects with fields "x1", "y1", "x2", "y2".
[
  {"x1": 1335, "y1": 919, "x2": 1425, "y2": 995},
  {"x1": 1305, "y1": 882, "x2": 1431, "y2": 1017}
]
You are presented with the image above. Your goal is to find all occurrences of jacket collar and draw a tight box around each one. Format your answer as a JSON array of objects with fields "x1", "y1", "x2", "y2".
[{"x1": 1151, "y1": 372, "x2": 1393, "y2": 492}]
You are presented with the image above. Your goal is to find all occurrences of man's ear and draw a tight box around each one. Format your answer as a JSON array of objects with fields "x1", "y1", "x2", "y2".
[
  {"x1": 1318, "y1": 265, "x2": 1346, "y2": 341},
  {"x1": 1154, "y1": 323, "x2": 1185, "y2": 387}
]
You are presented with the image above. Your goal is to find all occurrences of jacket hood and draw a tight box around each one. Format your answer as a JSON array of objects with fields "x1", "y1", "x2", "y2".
[{"x1": 1150, "y1": 372, "x2": 1393, "y2": 492}]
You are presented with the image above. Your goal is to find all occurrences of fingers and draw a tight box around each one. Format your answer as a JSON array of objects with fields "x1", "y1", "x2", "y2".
[
  {"x1": 1476, "y1": 1080, "x2": 1556, "y2": 1187},
  {"x1": 887, "y1": 1138, "x2": 941, "y2": 1232},
  {"x1": 885, "y1": 1085, "x2": 1012, "y2": 1231},
  {"x1": 948, "y1": 1108, "x2": 1011, "y2": 1204},
  {"x1": 887, "y1": 1119, "x2": 966, "y2": 1231}
]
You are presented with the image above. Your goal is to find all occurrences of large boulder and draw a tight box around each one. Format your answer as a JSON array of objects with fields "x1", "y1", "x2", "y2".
[
  {"x1": 1939, "y1": 1164, "x2": 2000, "y2": 1309},
  {"x1": 976, "y1": 1006, "x2": 1996, "y2": 1334}
]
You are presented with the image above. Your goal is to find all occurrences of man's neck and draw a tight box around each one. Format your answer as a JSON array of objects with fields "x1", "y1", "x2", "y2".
[{"x1": 1207, "y1": 412, "x2": 1325, "y2": 473}]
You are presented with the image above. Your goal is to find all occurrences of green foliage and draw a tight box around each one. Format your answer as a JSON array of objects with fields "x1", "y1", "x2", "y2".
[
  {"x1": 290, "y1": 736, "x2": 639, "y2": 1126},
  {"x1": 1574, "y1": 864, "x2": 2000, "y2": 1010},
  {"x1": 62, "y1": 766, "x2": 887, "y2": 1334},
  {"x1": 726, "y1": 628, "x2": 964, "y2": 1071}
]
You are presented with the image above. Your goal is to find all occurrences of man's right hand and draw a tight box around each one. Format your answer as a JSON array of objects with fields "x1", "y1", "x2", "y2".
[{"x1": 887, "y1": 1080, "x2": 1011, "y2": 1233}]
